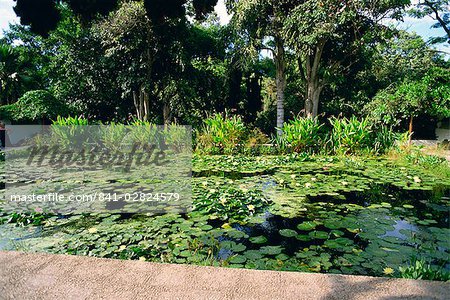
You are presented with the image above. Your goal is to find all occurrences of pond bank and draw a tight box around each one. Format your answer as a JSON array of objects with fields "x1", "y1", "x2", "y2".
[{"x1": 0, "y1": 251, "x2": 447, "y2": 300}]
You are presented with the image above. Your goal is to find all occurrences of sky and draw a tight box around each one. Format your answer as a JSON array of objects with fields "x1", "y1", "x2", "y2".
[{"x1": 0, "y1": 0, "x2": 448, "y2": 54}]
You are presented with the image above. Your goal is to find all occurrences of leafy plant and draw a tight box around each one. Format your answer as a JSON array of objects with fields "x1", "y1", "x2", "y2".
[
  {"x1": 52, "y1": 115, "x2": 89, "y2": 126},
  {"x1": 328, "y1": 117, "x2": 373, "y2": 155},
  {"x1": 51, "y1": 116, "x2": 90, "y2": 149},
  {"x1": 399, "y1": 258, "x2": 450, "y2": 281},
  {"x1": 277, "y1": 117, "x2": 324, "y2": 153},
  {"x1": 101, "y1": 122, "x2": 128, "y2": 152},
  {"x1": 12, "y1": 90, "x2": 71, "y2": 121},
  {"x1": 127, "y1": 119, "x2": 160, "y2": 147},
  {"x1": 163, "y1": 124, "x2": 191, "y2": 153},
  {"x1": 196, "y1": 112, "x2": 247, "y2": 155}
]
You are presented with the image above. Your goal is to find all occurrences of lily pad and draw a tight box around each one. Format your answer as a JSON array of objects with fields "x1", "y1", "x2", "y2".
[
  {"x1": 297, "y1": 221, "x2": 317, "y2": 231},
  {"x1": 260, "y1": 246, "x2": 283, "y2": 256},
  {"x1": 279, "y1": 229, "x2": 297, "y2": 238},
  {"x1": 249, "y1": 235, "x2": 268, "y2": 244},
  {"x1": 309, "y1": 231, "x2": 329, "y2": 240}
]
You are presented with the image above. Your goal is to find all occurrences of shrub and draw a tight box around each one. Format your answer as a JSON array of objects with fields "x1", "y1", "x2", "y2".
[
  {"x1": 372, "y1": 126, "x2": 409, "y2": 154},
  {"x1": 127, "y1": 119, "x2": 160, "y2": 147},
  {"x1": 277, "y1": 117, "x2": 324, "y2": 153},
  {"x1": 13, "y1": 90, "x2": 71, "y2": 121},
  {"x1": 101, "y1": 122, "x2": 128, "y2": 151},
  {"x1": 163, "y1": 124, "x2": 191, "y2": 153},
  {"x1": 51, "y1": 116, "x2": 90, "y2": 149},
  {"x1": 244, "y1": 128, "x2": 271, "y2": 155},
  {"x1": 328, "y1": 117, "x2": 373, "y2": 155},
  {"x1": 399, "y1": 259, "x2": 450, "y2": 281},
  {"x1": 196, "y1": 113, "x2": 247, "y2": 154}
]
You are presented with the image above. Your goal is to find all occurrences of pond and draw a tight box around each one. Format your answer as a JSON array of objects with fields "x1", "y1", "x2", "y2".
[{"x1": 1, "y1": 155, "x2": 449, "y2": 280}]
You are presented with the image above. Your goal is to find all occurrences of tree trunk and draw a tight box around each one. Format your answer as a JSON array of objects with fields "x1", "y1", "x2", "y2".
[
  {"x1": 133, "y1": 87, "x2": 150, "y2": 121},
  {"x1": 408, "y1": 115, "x2": 414, "y2": 144},
  {"x1": 275, "y1": 35, "x2": 286, "y2": 136},
  {"x1": 304, "y1": 41, "x2": 325, "y2": 118},
  {"x1": 163, "y1": 101, "x2": 171, "y2": 125}
]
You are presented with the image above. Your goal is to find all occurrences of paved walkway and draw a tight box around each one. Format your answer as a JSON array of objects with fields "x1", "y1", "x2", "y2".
[{"x1": 0, "y1": 251, "x2": 448, "y2": 300}]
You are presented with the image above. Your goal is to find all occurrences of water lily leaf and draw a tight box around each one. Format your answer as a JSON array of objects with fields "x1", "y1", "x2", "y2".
[
  {"x1": 244, "y1": 250, "x2": 264, "y2": 260},
  {"x1": 309, "y1": 231, "x2": 328, "y2": 239},
  {"x1": 279, "y1": 229, "x2": 297, "y2": 238},
  {"x1": 297, "y1": 221, "x2": 317, "y2": 231},
  {"x1": 296, "y1": 234, "x2": 311, "y2": 242},
  {"x1": 230, "y1": 255, "x2": 247, "y2": 264},
  {"x1": 260, "y1": 246, "x2": 283, "y2": 255},
  {"x1": 275, "y1": 253, "x2": 289, "y2": 261},
  {"x1": 249, "y1": 236, "x2": 267, "y2": 244}
]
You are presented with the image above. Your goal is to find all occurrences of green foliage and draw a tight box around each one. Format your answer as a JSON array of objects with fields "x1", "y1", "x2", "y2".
[
  {"x1": 52, "y1": 115, "x2": 89, "y2": 126},
  {"x1": 194, "y1": 186, "x2": 270, "y2": 221},
  {"x1": 0, "y1": 42, "x2": 42, "y2": 105},
  {"x1": 328, "y1": 117, "x2": 373, "y2": 155},
  {"x1": 101, "y1": 123, "x2": 128, "y2": 151},
  {"x1": 277, "y1": 117, "x2": 324, "y2": 153},
  {"x1": 128, "y1": 119, "x2": 159, "y2": 146},
  {"x1": 163, "y1": 124, "x2": 192, "y2": 152},
  {"x1": 50, "y1": 116, "x2": 90, "y2": 149},
  {"x1": 196, "y1": 113, "x2": 248, "y2": 154},
  {"x1": 365, "y1": 67, "x2": 450, "y2": 130},
  {"x1": 0, "y1": 104, "x2": 16, "y2": 120},
  {"x1": 399, "y1": 258, "x2": 450, "y2": 281},
  {"x1": 6, "y1": 211, "x2": 51, "y2": 226},
  {"x1": 373, "y1": 126, "x2": 403, "y2": 154},
  {"x1": 12, "y1": 90, "x2": 70, "y2": 121}
]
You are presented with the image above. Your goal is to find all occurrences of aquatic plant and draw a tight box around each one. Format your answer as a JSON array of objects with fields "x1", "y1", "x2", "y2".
[
  {"x1": 327, "y1": 116, "x2": 373, "y2": 155},
  {"x1": 399, "y1": 259, "x2": 450, "y2": 281},
  {"x1": 276, "y1": 117, "x2": 324, "y2": 153},
  {"x1": 196, "y1": 112, "x2": 247, "y2": 154}
]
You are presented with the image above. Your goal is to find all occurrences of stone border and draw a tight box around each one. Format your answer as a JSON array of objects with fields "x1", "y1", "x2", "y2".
[{"x1": 0, "y1": 251, "x2": 448, "y2": 299}]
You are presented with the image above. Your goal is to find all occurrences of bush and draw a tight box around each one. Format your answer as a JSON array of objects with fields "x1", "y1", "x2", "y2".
[
  {"x1": 244, "y1": 128, "x2": 271, "y2": 155},
  {"x1": 196, "y1": 113, "x2": 248, "y2": 154},
  {"x1": 372, "y1": 126, "x2": 409, "y2": 155},
  {"x1": 13, "y1": 90, "x2": 71, "y2": 121},
  {"x1": 399, "y1": 259, "x2": 450, "y2": 281},
  {"x1": 327, "y1": 117, "x2": 374, "y2": 155},
  {"x1": 51, "y1": 116, "x2": 90, "y2": 149},
  {"x1": 0, "y1": 104, "x2": 16, "y2": 120},
  {"x1": 277, "y1": 117, "x2": 324, "y2": 153}
]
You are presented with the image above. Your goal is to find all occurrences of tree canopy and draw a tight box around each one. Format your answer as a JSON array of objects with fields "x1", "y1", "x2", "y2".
[{"x1": 1, "y1": 0, "x2": 448, "y2": 138}]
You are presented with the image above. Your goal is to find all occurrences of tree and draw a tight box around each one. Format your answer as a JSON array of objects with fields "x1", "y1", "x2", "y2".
[
  {"x1": 12, "y1": 0, "x2": 219, "y2": 123},
  {"x1": 283, "y1": 0, "x2": 409, "y2": 118},
  {"x1": 8, "y1": 89, "x2": 70, "y2": 121},
  {"x1": 94, "y1": 1, "x2": 155, "y2": 121},
  {"x1": 323, "y1": 30, "x2": 448, "y2": 117},
  {"x1": 228, "y1": 0, "x2": 300, "y2": 135},
  {"x1": 0, "y1": 43, "x2": 40, "y2": 105},
  {"x1": 409, "y1": 0, "x2": 450, "y2": 44},
  {"x1": 364, "y1": 67, "x2": 450, "y2": 135}
]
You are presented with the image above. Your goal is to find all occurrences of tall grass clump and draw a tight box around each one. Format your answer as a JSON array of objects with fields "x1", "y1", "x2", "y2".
[
  {"x1": 277, "y1": 117, "x2": 324, "y2": 153},
  {"x1": 328, "y1": 116, "x2": 374, "y2": 155},
  {"x1": 51, "y1": 116, "x2": 90, "y2": 149},
  {"x1": 164, "y1": 124, "x2": 191, "y2": 152},
  {"x1": 52, "y1": 115, "x2": 89, "y2": 126},
  {"x1": 196, "y1": 112, "x2": 247, "y2": 154},
  {"x1": 101, "y1": 122, "x2": 128, "y2": 151},
  {"x1": 128, "y1": 119, "x2": 160, "y2": 146}
]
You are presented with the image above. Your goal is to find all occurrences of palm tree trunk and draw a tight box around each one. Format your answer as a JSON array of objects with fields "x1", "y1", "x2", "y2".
[{"x1": 275, "y1": 35, "x2": 286, "y2": 136}]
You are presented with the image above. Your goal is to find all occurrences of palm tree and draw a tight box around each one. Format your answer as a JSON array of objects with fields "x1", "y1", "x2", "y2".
[{"x1": 0, "y1": 44, "x2": 35, "y2": 105}]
